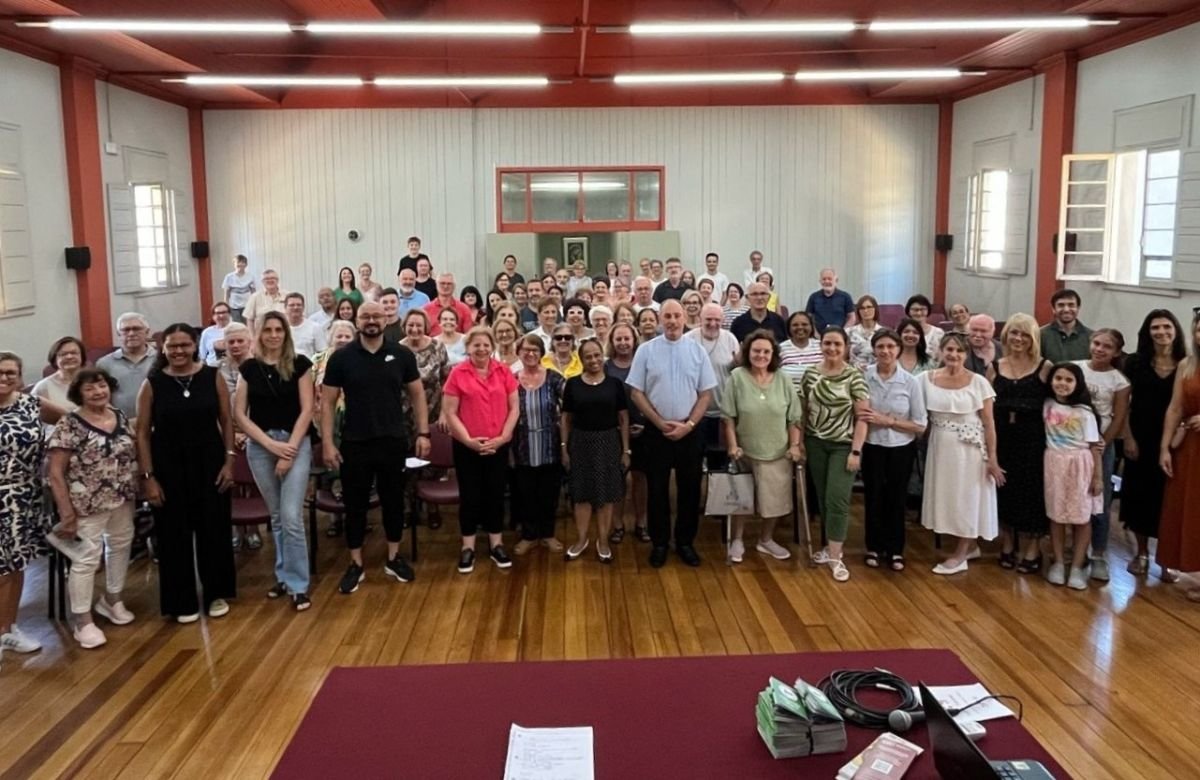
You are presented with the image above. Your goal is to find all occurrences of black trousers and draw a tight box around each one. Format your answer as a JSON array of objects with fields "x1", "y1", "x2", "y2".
[
  {"x1": 642, "y1": 426, "x2": 703, "y2": 548},
  {"x1": 341, "y1": 437, "x2": 407, "y2": 550},
  {"x1": 862, "y1": 441, "x2": 917, "y2": 557},
  {"x1": 453, "y1": 441, "x2": 509, "y2": 536},
  {"x1": 514, "y1": 464, "x2": 562, "y2": 541}
]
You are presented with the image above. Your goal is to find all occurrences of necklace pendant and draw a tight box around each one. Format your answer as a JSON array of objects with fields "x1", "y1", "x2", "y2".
[
  {"x1": 183, "y1": 389, "x2": 191, "y2": 398},
  {"x1": 759, "y1": 393, "x2": 766, "y2": 400}
]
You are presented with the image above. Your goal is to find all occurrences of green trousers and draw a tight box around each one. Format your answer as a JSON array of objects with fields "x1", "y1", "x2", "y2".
[{"x1": 805, "y1": 436, "x2": 854, "y2": 543}]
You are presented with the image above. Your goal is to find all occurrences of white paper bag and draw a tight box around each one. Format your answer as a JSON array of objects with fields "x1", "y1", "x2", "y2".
[{"x1": 705, "y1": 471, "x2": 756, "y2": 516}]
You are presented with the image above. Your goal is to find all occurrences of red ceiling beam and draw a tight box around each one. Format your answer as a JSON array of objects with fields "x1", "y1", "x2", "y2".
[
  {"x1": 1032, "y1": 51, "x2": 1076, "y2": 325},
  {"x1": 932, "y1": 97, "x2": 953, "y2": 305},
  {"x1": 59, "y1": 56, "x2": 112, "y2": 349}
]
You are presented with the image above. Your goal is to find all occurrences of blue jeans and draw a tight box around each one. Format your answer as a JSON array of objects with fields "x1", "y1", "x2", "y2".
[
  {"x1": 1090, "y1": 442, "x2": 1116, "y2": 555},
  {"x1": 246, "y1": 431, "x2": 311, "y2": 594}
]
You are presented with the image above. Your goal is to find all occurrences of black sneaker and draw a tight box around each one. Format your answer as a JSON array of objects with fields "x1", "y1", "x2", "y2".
[
  {"x1": 384, "y1": 555, "x2": 415, "y2": 583},
  {"x1": 649, "y1": 546, "x2": 669, "y2": 568},
  {"x1": 338, "y1": 563, "x2": 365, "y2": 594},
  {"x1": 267, "y1": 581, "x2": 288, "y2": 599},
  {"x1": 292, "y1": 593, "x2": 311, "y2": 612},
  {"x1": 677, "y1": 544, "x2": 702, "y2": 567},
  {"x1": 458, "y1": 548, "x2": 475, "y2": 574},
  {"x1": 489, "y1": 545, "x2": 513, "y2": 569}
]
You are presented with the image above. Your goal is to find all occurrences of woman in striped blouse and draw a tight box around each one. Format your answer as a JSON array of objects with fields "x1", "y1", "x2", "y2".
[
  {"x1": 780, "y1": 311, "x2": 824, "y2": 389},
  {"x1": 512, "y1": 334, "x2": 566, "y2": 555}
]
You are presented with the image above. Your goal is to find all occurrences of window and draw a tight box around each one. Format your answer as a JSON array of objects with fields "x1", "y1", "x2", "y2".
[
  {"x1": 962, "y1": 168, "x2": 1031, "y2": 275},
  {"x1": 1057, "y1": 147, "x2": 1198, "y2": 289},
  {"x1": 108, "y1": 181, "x2": 189, "y2": 294},
  {"x1": 134, "y1": 184, "x2": 175, "y2": 288},
  {"x1": 496, "y1": 167, "x2": 665, "y2": 232},
  {"x1": 0, "y1": 122, "x2": 35, "y2": 314}
]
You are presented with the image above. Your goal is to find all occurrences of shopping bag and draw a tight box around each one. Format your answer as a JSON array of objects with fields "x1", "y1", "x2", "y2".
[{"x1": 705, "y1": 471, "x2": 756, "y2": 516}]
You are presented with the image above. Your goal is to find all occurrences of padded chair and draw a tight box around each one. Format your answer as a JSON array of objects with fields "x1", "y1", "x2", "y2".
[
  {"x1": 306, "y1": 448, "x2": 397, "y2": 563},
  {"x1": 414, "y1": 429, "x2": 459, "y2": 540},
  {"x1": 231, "y1": 451, "x2": 272, "y2": 534},
  {"x1": 777, "y1": 304, "x2": 789, "y2": 320}
]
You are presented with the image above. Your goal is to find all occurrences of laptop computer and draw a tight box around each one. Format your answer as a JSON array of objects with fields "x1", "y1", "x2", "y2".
[{"x1": 919, "y1": 683, "x2": 1056, "y2": 780}]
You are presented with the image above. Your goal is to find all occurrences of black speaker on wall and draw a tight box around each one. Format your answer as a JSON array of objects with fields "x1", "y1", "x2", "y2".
[
  {"x1": 191, "y1": 240, "x2": 210, "y2": 259},
  {"x1": 935, "y1": 234, "x2": 954, "y2": 252},
  {"x1": 64, "y1": 246, "x2": 91, "y2": 270}
]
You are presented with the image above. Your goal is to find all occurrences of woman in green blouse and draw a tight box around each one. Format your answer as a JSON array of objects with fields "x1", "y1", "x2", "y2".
[
  {"x1": 798, "y1": 326, "x2": 870, "y2": 582},
  {"x1": 333, "y1": 266, "x2": 364, "y2": 307},
  {"x1": 720, "y1": 330, "x2": 804, "y2": 564}
]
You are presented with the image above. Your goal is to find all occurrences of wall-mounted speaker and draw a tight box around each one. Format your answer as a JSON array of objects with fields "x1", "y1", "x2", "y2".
[
  {"x1": 935, "y1": 234, "x2": 954, "y2": 252},
  {"x1": 65, "y1": 246, "x2": 91, "y2": 270},
  {"x1": 191, "y1": 240, "x2": 210, "y2": 259}
]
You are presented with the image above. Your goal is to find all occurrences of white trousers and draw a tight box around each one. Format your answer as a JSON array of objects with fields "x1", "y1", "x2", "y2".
[{"x1": 68, "y1": 501, "x2": 135, "y2": 615}]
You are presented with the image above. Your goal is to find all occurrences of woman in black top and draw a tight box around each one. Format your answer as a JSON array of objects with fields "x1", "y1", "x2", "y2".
[
  {"x1": 135, "y1": 324, "x2": 236, "y2": 623},
  {"x1": 562, "y1": 339, "x2": 630, "y2": 563},
  {"x1": 604, "y1": 323, "x2": 650, "y2": 543},
  {"x1": 234, "y1": 312, "x2": 314, "y2": 611}
]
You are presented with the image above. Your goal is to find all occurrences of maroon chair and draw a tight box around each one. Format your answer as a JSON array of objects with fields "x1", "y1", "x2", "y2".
[
  {"x1": 306, "y1": 446, "x2": 393, "y2": 563},
  {"x1": 777, "y1": 304, "x2": 789, "y2": 320},
  {"x1": 231, "y1": 450, "x2": 272, "y2": 537},
  {"x1": 414, "y1": 429, "x2": 459, "y2": 533}
]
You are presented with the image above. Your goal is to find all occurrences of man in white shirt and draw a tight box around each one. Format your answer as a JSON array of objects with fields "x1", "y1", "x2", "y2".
[
  {"x1": 242, "y1": 268, "x2": 288, "y2": 333},
  {"x1": 742, "y1": 249, "x2": 775, "y2": 289},
  {"x1": 697, "y1": 252, "x2": 730, "y2": 304},
  {"x1": 285, "y1": 292, "x2": 326, "y2": 357},
  {"x1": 632, "y1": 276, "x2": 660, "y2": 313},
  {"x1": 396, "y1": 267, "x2": 431, "y2": 313},
  {"x1": 222, "y1": 254, "x2": 256, "y2": 323},
  {"x1": 307, "y1": 287, "x2": 336, "y2": 329}
]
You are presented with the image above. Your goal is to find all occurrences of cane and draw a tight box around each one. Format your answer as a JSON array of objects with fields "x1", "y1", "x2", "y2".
[{"x1": 795, "y1": 463, "x2": 816, "y2": 567}]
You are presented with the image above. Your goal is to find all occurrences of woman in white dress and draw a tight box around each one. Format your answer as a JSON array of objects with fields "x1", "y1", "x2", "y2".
[{"x1": 921, "y1": 333, "x2": 1005, "y2": 574}]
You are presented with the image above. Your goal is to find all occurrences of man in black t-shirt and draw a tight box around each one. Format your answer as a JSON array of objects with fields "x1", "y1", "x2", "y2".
[
  {"x1": 396, "y1": 235, "x2": 430, "y2": 275},
  {"x1": 731, "y1": 282, "x2": 787, "y2": 343},
  {"x1": 320, "y1": 301, "x2": 430, "y2": 594}
]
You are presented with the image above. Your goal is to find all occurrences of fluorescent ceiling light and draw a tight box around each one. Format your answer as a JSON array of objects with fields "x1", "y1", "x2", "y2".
[
  {"x1": 183, "y1": 75, "x2": 363, "y2": 86},
  {"x1": 795, "y1": 68, "x2": 967, "y2": 81},
  {"x1": 305, "y1": 22, "x2": 540, "y2": 35},
  {"x1": 869, "y1": 17, "x2": 1098, "y2": 32},
  {"x1": 27, "y1": 19, "x2": 292, "y2": 33},
  {"x1": 375, "y1": 76, "x2": 549, "y2": 87},
  {"x1": 628, "y1": 21, "x2": 855, "y2": 36},
  {"x1": 614, "y1": 72, "x2": 785, "y2": 85}
]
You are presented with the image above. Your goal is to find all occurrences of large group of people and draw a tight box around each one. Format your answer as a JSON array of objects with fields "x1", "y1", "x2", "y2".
[{"x1": 2, "y1": 243, "x2": 1199, "y2": 666}]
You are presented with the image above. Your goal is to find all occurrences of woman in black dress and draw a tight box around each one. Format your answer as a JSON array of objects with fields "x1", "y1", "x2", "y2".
[
  {"x1": 1121, "y1": 310, "x2": 1185, "y2": 577},
  {"x1": 562, "y1": 339, "x2": 630, "y2": 563},
  {"x1": 988, "y1": 314, "x2": 1052, "y2": 573},
  {"x1": 135, "y1": 324, "x2": 236, "y2": 623}
]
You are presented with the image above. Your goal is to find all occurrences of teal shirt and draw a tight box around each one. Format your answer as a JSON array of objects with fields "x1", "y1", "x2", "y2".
[
  {"x1": 1040, "y1": 321, "x2": 1093, "y2": 364},
  {"x1": 334, "y1": 288, "x2": 364, "y2": 307},
  {"x1": 720, "y1": 368, "x2": 803, "y2": 461}
]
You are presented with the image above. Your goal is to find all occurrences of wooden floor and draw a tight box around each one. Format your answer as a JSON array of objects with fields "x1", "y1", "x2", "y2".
[{"x1": 2, "y1": 497, "x2": 1198, "y2": 780}]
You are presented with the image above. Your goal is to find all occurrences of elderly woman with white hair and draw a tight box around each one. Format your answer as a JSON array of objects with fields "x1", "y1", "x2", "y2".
[{"x1": 589, "y1": 304, "x2": 614, "y2": 348}]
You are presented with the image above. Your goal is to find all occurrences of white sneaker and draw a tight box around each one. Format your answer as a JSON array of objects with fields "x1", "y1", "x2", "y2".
[
  {"x1": 95, "y1": 599, "x2": 135, "y2": 626},
  {"x1": 1067, "y1": 567, "x2": 1090, "y2": 590},
  {"x1": 728, "y1": 539, "x2": 745, "y2": 563},
  {"x1": 1046, "y1": 562, "x2": 1066, "y2": 586},
  {"x1": 756, "y1": 539, "x2": 792, "y2": 560},
  {"x1": 208, "y1": 599, "x2": 230, "y2": 618},
  {"x1": 73, "y1": 623, "x2": 107, "y2": 649},
  {"x1": 1, "y1": 624, "x2": 42, "y2": 653},
  {"x1": 1089, "y1": 558, "x2": 1110, "y2": 582},
  {"x1": 177, "y1": 613, "x2": 200, "y2": 624}
]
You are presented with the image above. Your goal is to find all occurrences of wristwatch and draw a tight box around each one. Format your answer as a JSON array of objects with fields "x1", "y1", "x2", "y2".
[{"x1": 850, "y1": 449, "x2": 862, "y2": 456}]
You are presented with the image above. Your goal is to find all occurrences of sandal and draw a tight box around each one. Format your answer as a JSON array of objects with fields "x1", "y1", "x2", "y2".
[
  {"x1": 828, "y1": 559, "x2": 851, "y2": 582},
  {"x1": 890, "y1": 555, "x2": 906, "y2": 572},
  {"x1": 633, "y1": 526, "x2": 651, "y2": 543},
  {"x1": 1162, "y1": 568, "x2": 1181, "y2": 584},
  {"x1": 609, "y1": 527, "x2": 626, "y2": 544},
  {"x1": 999, "y1": 551, "x2": 1017, "y2": 569},
  {"x1": 1016, "y1": 556, "x2": 1042, "y2": 575},
  {"x1": 1126, "y1": 555, "x2": 1149, "y2": 575},
  {"x1": 864, "y1": 552, "x2": 881, "y2": 568}
]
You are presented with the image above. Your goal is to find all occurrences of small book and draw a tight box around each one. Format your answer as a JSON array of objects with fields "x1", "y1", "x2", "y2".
[{"x1": 836, "y1": 733, "x2": 923, "y2": 780}]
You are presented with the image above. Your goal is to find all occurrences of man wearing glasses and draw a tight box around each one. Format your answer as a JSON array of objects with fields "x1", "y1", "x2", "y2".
[
  {"x1": 96, "y1": 312, "x2": 156, "y2": 422},
  {"x1": 731, "y1": 283, "x2": 787, "y2": 343}
]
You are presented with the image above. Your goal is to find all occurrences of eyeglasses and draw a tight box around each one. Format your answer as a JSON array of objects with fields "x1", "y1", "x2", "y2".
[
  {"x1": 0, "y1": 370, "x2": 20, "y2": 379},
  {"x1": 119, "y1": 326, "x2": 147, "y2": 334},
  {"x1": 553, "y1": 335, "x2": 574, "y2": 342}
]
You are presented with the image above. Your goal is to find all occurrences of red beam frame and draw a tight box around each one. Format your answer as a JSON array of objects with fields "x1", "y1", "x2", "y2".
[
  {"x1": 188, "y1": 107, "x2": 213, "y2": 315},
  {"x1": 1033, "y1": 53, "x2": 1077, "y2": 324},
  {"x1": 496, "y1": 165, "x2": 666, "y2": 234},
  {"x1": 933, "y1": 98, "x2": 953, "y2": 305}
]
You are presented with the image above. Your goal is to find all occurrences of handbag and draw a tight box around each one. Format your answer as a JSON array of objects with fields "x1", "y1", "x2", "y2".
[{"x1": 705, "y1": 469, "x2": 756, "y2": 516}]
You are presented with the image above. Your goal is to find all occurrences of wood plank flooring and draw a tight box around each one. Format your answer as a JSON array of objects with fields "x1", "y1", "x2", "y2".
[{"x1": 2, "y1": 496, "x2": 1198, "y2": 779}]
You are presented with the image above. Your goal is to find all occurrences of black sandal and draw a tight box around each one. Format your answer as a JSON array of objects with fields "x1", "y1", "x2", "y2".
[
  {"x1": 999, "y1": 551, "x2": 1017, "y2": 569},
  {"x1": 1017, "y1": 556, "x2": 1042, "y2": 574},
  {"x1": 634, "y1": 526, "x2": 651, "y2": 543},
  {"x1": 609, "y1": 527, "x2": 626, "y2": 544},
  {"x1": 865, "y1": 552, "x2": 881, "y2": 568}
]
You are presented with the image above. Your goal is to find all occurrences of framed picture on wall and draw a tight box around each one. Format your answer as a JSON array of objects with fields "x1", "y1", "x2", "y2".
[{"x1": 563, "y1": 236, "x2": 589, "y2": 268}]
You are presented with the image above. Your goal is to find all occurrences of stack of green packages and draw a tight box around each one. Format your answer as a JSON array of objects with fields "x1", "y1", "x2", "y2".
[{"x1": 756, "y1": 676, "x2": 848, "y2": 759}]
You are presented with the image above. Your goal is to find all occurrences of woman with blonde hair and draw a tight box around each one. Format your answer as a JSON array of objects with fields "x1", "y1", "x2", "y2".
[
  {"x1": 988, "y1": 313, "x2": 1051, "y2": 572},
  {"x1": 681, "y1": 289, "x2": 705, "y2": 331},
  {"x1": 492, "y1": 319, "x2": 522, "y2": 371}
]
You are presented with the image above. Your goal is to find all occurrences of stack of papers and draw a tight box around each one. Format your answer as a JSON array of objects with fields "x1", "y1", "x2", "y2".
[
  {"x1": 503, "y1": 724, "x2": 594, "y2": 780},
  {"x1": 756, "y1": 676, "x2": 847, "y2": 759}
]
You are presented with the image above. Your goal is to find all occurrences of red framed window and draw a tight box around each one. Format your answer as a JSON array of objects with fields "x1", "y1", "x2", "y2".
[{"x1": 496, "y1": 166, "x2": 665, "y2": 233}]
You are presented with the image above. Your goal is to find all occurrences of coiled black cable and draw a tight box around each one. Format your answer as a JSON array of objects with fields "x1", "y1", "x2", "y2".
[{"x1": 818, "y1": 669, "x2": 921, "y2": 729}]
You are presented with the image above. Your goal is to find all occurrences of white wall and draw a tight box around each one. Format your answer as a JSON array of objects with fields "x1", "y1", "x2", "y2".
[
  {"x1": 204, "y1": 105, "x2": 939, "y2": 310},
  {"x1": 946, "y1": 77, "x2": 1044, "y2": 320},
  {"x1": 1072, "y1": 21, "x2": 1200, "y2": 336},
  {"x1": 96, "y1": 82, "x2": 198, "y2": 330},
  {"x1": 0, "y1": 49, "x2": 78, "y2": 382}
]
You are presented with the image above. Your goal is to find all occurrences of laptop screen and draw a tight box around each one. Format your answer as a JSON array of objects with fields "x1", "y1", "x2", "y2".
[{"x1": 920, "y1": 682, "x2": 999, "y2": 780}]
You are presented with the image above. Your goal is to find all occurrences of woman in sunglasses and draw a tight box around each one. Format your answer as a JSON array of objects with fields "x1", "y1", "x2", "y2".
[{"x1": 543, "y1": 324, "x2": 583, "y2": 379}]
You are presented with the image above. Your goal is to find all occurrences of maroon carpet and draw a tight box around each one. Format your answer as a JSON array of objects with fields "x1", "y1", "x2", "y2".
[{"x1": 273, "y1": 649, "x2": 1067, "y2": 779}]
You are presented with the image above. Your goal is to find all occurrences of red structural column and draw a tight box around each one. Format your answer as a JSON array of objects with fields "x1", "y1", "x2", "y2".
[
  {"x1": 188, "y1": 107, "x2": 213, "y2": 314},
  {"x1": 1033, "y1": 53, "x2": 1077, "y2": 324},
  {"x1": 932, "y1": 98, "x2": 953, "y2": 305},
  {"x1": 59, "y1": 57, "x2": 112, "y2": 347}
]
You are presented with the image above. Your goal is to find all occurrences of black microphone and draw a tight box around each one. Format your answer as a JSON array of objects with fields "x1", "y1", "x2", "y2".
[{"x1": 887, "y1": 709, "x2": 925, "y2": 732}]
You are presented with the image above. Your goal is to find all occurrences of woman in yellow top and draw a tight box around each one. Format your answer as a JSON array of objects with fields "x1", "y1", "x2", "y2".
[
  {"x1": 542, "y1": 323, "x2": 583, "y2": 378},
  {"x1": 756, "y1": 271, "x2": 779, "y2": 313}
]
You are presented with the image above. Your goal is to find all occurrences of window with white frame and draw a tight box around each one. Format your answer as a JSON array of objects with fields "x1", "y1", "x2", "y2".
[
  {"x1": 108, "y1": 179, "x2": 189, "y2": 294},
  {"x1": 133, "y1": 183, "x2": 176, "y2": 288},
  {"x1": 962, "y1": 168, "x2": 1032, "y2": 275}
]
